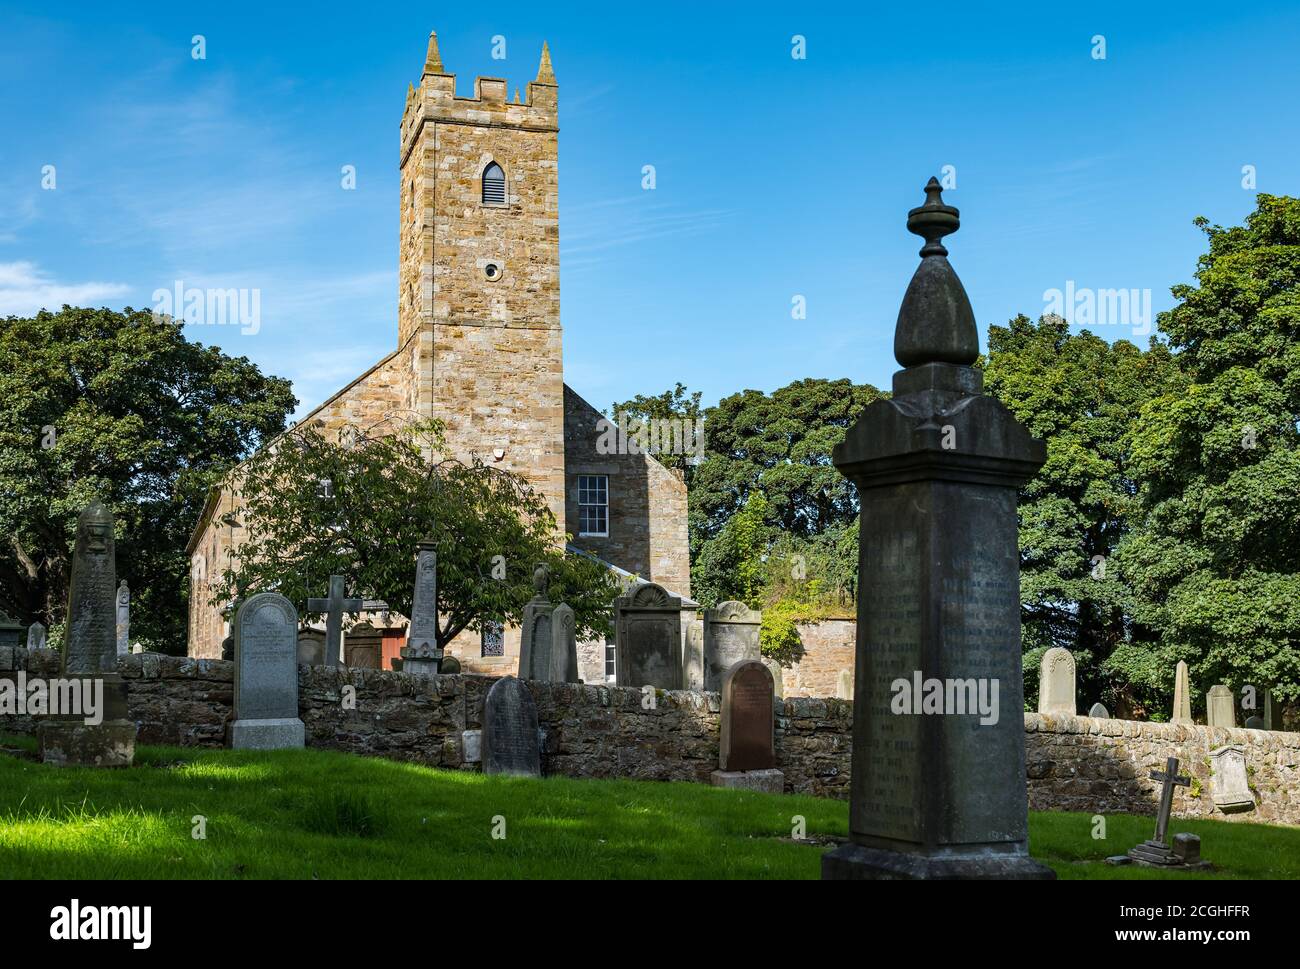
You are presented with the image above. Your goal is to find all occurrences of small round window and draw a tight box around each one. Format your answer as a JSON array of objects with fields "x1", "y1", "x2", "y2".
[{"x1": 484, "y1": 263, "x2": 501, "y2": 281}]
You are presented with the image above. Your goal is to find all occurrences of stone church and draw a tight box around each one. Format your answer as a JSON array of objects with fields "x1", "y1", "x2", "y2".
[{"x1": 186, "y1": 31, "x2": 691, "y2": 679}]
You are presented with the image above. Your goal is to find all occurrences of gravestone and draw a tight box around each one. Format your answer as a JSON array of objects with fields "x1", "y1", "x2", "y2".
[
  {"x1": 481, "y1": 675, "x2": 541, "y2": 777},
  {"x1": 439, "y1": 655, "x2": 462, "y2": 674},
  {"x1": 1037, "y1": 647, "x2": 1076, "y2": 715},
  {"x1": 307, "y1": 574, "x2": 362, "y2": 668},
  {"x1": 344, "y1": 621, "x2": 382, "y2": 669},
  {"x1": 401, "y1": 537, "x2": 442, "y2": 675},
  {"x1": 0, "y1": 612, "x2": 21, "y2": 647},
  {"x1": 230, "y1": 592, "x2": 304, "y2": 749},
  {"x1": 821, "y1": 180, "x2": 1053, "y2": 880},
  {"x1": 36, "y1": 501, "x2": 136, "y2": 767},
  {"x1": 1245, "y1": 715, "x2": 1264, "y2": 729},
  {"x1": 221, "y1": 634, "x2": 234, "y2": 662},
  {"x1": 548, "y1": 603, "x2": 578, "y2": 682},
  {"x1": 115, "y1": 580, "x2": 130, "y2": 656},
  {"x1": 1206, "y1": 684, "x2": 1235, "y2": 729},
  {"x1": 836, "y1": 668, "x2": 854, "y2": 701},
  {"x1": 683, "y1": 620, "x2": 705, "y2": 690},
  {"x1": 1209, "y1": 745, "x2": 1254, "y2": 813},
  {"x1": 614, "y1": 583, "x2": 684, "y2": 689},
  {"x1": 26, "y1": 621, "x2": 47, "y2": 651},
  {"x1": 702, "y1": 601, "x2": 761, "y2": 693},
  {"x1": 296, "y1": 632, "x2": 324, "y2": 666},
  {"x1": 518, "y1": 563, "x2": 557, "y2": 680},
  {"x1": 1125, "y1": 756, "x2": 1193, "y2": 867},
  {"x1": 712, "y1": 660, "x2": 783, "y2": 794},
  {"x1": 1088, "y1": 702, "x2": 1110, "y2": 719},
  {"x1": 1264, "y1": 690, "x2": 1284, "y2": 731},
  {"x1": 1172, "y1": 660, "x2": 1192, "y2": 724},
  {"x1": 763, "y1": 657, "x2": 784, "y2": 698}
]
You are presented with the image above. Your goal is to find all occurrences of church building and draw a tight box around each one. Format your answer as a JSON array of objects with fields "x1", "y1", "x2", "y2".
[{"x1": 186, "y1": 31, "x2": 691, "y2": 679}]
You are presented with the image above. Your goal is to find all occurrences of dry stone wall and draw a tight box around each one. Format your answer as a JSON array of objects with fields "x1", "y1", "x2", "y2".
[{"x1": 2, "y1": 647, "x2": 1296, "y2": 824}]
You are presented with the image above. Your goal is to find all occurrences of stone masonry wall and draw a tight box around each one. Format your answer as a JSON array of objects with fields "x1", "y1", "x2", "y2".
[
  {"x1": 4, "y1": 647, "x2": 1296, "y2": 825},
  {"x1": 777, "y1": 619, "x2": 857, "y2": 698}
]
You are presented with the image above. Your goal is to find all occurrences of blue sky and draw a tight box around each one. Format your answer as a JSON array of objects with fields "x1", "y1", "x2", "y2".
[{"x1": 1, "y1": 1, "x2": 1297, "y2": 416}]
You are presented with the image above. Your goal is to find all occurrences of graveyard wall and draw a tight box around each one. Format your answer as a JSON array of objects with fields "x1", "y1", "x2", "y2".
[
  {"x1": 2, "y1": 646, "x2": 1297, "y2": 825},
  {"x1": 777, "y1": 619, "x2": 857, "y2": 698}
]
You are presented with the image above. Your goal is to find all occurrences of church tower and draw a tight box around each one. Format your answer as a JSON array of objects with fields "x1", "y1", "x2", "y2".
[{"x1": 398, "y1": 32, "x2": 565, "y2": 531}]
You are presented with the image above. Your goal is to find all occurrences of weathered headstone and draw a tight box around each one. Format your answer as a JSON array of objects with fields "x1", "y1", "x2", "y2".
[
  {"x1": 307, "y1": 574, "x2": 363, "y2": 668},
  {"x1": 821, "y1": 180, "x2": 1053, "y2": 880},
  {"x1": 518, "y1": 563, "x2": 556, "y2": 680},
  {"x1": 1037, "y1": 647, "x2": 1076, "y2": 715},
  {"x1": 481, "y1": 675, "x2": 541, "y2": 777},
  {"x1": 1209, "y1": 745, "x2": 1254, "y2": 813},
  {"x1": 296, "y1": 632, "x2": 323, "y2": 666},
  {"x1": 1245, "y1": 715, "x2": 1264, "y2": 729},
  {"x1": 1264, "y1": 689, "x2": 1284, "y2": 731},
  {"x1": 712, "y1": 660, "x2": 783, "y2": 794},
  {"x1": 344, "y1": 620, "x2": 382, "y2": 669},
  {"x1": 1126, "y1": 756, "x2": 1193, "y2": 866},
  {"x1": 0, "y1": 612, "x2": 22, "y2": 648},
  {"x1": 439, "y1": 654, "x2": 462, "y2": 674},
  {"x1": 835, "y1": 668, "x2": 854, "y2": 701},
  {"x1": 230, "y1": 592, "x2": 305, "y2": 749},
  {"x1": 1088, "y1": 702, "x2": 1110, "y2": 719},
  {"x1": 36, "y1": 501, "x2": 137, "y2": 767},
  {"x1": 1206, "y1": 684, "x2": 1235, "y2": 729},
  {"x1": 26, "y1": 621, "x2": 47, "y2": 651},
  {"x1": 1171, "y1": 660, "x2": 1192, "y2": 724},
  {"x1": 614, "y1": 583, "x2": 684, "y2": 689},
  {"x1": 221, "y1": 634, "x2": 235, "y2": 662},
  {"x1": 702, "y1": 601, "x2": 761, "y2": 693},
  {"x1": 115, "y1": 580, "x2": 130, "y2": 656},
  {"x1": 683, "y1": 620, "x2": 704, "y2": 690},
  {"x1": 401, "y1": 537, "x2": 441, "y2": 675}
]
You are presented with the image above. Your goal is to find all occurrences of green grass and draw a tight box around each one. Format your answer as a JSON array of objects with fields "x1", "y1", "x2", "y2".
[{"x1": 2, "y1": 735, "x2": 1297, "y2": 879}]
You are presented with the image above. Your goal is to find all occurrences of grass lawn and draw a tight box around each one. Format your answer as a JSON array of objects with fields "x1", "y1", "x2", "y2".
[{"x1": 2, "y1": 735, "x2": 1297, "y2": 879}]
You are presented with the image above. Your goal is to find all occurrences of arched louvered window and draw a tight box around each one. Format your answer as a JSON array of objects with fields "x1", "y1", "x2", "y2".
[{"x1": 482, "y1": 162, "x2": 506, "y2": 205}]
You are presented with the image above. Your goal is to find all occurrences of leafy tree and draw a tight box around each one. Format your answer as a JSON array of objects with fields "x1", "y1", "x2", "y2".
[
  {"x1": 607, "y1": 382, "x2": 704, "y2": 483},
  {"x1": 212, "y1": 421, "x2": 619, "y2": 648},
  {"x1": 1118, "y1": 195, "x2": 1300, "y2": 703},
  {"x1": 0, "y1": 306, "x2": 294, "y2": 648},
  {"x1": 690, "y1": 378, "x2": 883, "y2": 546},
  {"x1": 984, "y1": 314, "x2": 1176, "y2": 714}
]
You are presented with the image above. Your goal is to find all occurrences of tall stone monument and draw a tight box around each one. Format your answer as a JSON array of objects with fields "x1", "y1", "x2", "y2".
[
  {"x1": 115, "y1": 580, "x2": 130, "y2": 656},
  {"x1": 614, "y1": 583, "x2": 684, "y2": 689},
  {"x1": 230, "y1": 592, "x2": 305, "y2": 749},
  {"x1": 1171, "y1": 660, "x2": 1192, "y2": 724},
  {"x1": 401, "y1": 537, "x2": 442, "y2": 675},
  {"x1": 37, "y1": 501, "x2": 137, "y2": 767},
  {"x1": 702, "y1": 601, "x2": 762, "y2": 693},
  {"x1": 1037, "y1": 647, "x2": 1076, "y2": 715},
  {"x1": 822, "y1": 179, "x2": 1053, "y2": 880}
]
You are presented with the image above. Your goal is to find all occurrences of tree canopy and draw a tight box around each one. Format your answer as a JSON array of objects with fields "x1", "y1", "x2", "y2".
[{"x1": 0, "y1": 306, "x2": 294, "y2": 649}]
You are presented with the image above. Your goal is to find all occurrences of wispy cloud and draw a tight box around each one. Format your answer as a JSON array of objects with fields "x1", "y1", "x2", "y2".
[{"x1": 0, "y1": 261, "x2": 131, "y2": 316}]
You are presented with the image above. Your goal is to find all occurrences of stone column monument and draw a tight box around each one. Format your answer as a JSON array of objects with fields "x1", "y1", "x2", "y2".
[
  {"x1": 822, "y1": 180, "x2": 1053, "y2": 880},
  {"x1": 400, "y1": 536, "x2": 442, "y2": 675},
  {"x1": 37, "y1": 501, "x2": 137, "y2": 767}
]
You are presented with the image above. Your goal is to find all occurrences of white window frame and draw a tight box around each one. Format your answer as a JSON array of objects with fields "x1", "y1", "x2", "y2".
[{"x1": 577, "y1": 474, "x2": 609, "y2": 537}]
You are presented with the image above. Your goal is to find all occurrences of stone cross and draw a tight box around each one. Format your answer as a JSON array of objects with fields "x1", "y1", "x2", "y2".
[
  {"x1": 1149, "y1": 756, "x2": 1191, "y2": 845},
  {"x1": 307, "y1": 575, "x2": 363, "y2": 668},
  {"x1": 115, "y1": 579, "x2": 130, "y2": 656}
]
